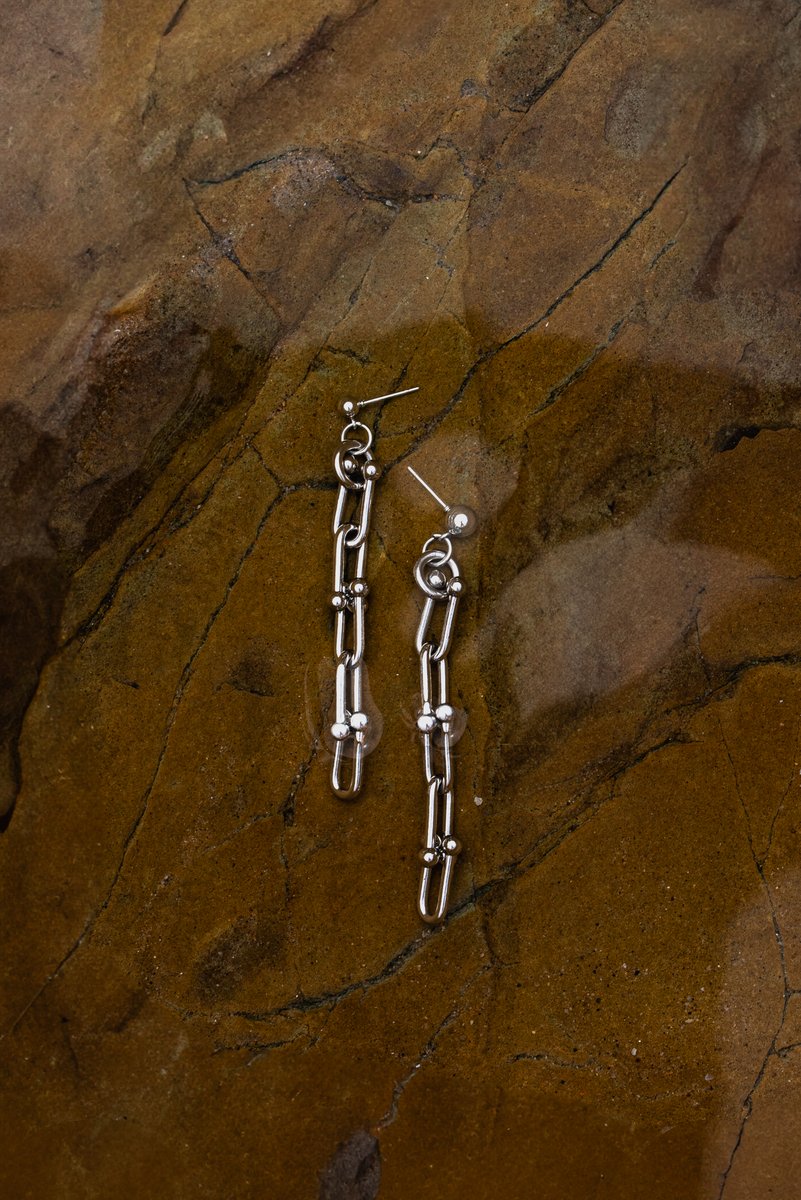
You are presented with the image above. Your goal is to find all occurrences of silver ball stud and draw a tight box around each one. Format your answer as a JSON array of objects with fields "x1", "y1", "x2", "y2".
[
  {"x1": 442, "y1": 836, "x2": 461, "y2": 856},
  {"x1": 331, "y1": 722, "x2": 350, "y2": 741},
  {"x1": 417, "y1": 712, "x2": 437, "y2": 733},
  {"x1": 331, "y1": 592, "x2": 347, "y2": 610},
  {"x1": 343, "y1": 455, "x2": 358, "y2": 474},
  {"x1": 429, "y1": 569, "x2": 446, "y2": 590},
  {"x1": 420, "y1": 847, "x2": 439, "y2": 866},
  {"x1": 350, "y1": 711, "x2": 369, "y2": 731},
  {"x1": 446, "y1": 577, "x2": 465, "y2": 597},
  {"x1": 340, "y1": 399, "x2": 358, "y2": 418},
  {"x1": 447, "y1": 505, "x2": 478, "y2": 537},
  {"x1": 435, "y1": 703, "x2": 455, "y2": 724},
  {"x1": 364, "y1": 461, "x2": 380, "y2": 480},
  {"x1": 350, "y1": 578, "x2": 369, "y2": 598}
]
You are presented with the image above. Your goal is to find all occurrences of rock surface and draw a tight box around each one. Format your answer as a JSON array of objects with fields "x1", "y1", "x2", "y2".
[{"x1": 3, "y1": 1, "x2": 801, "y2": 1196}]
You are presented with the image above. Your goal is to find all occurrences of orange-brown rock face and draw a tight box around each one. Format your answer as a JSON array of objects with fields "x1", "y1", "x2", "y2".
[{"x1": 3, "y1": 1, "x2": 801, "y2": 1196}]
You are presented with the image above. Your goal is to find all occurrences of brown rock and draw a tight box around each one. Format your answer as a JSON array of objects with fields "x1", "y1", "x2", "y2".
[{"x1": 3, "y1": 1, "x2": 801, "y2": 1196}]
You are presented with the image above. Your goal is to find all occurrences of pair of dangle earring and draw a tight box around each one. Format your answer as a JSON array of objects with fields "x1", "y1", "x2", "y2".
[{"x1": 328, "y1": 387, "x2": 477, "y2": 924}]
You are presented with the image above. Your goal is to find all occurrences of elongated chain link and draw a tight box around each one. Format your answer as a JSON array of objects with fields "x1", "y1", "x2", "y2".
[
  {"x1": 329, "y1": 424, "x2": 378, "y2": 798},
  {"x1": 414, "y1": 543, "x2": 466, "y2": 923}
]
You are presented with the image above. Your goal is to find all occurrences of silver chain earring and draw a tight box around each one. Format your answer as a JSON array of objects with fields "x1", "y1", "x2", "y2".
[
  {"x1": 407, "y1": 466, "x2": 478, "y2": 923},
  {"x1": 329, "y1": 386, "x2": 419, "y2": 799}
]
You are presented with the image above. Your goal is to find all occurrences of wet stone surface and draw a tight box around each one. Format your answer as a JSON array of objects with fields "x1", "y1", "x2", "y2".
[{"x1": 2, "y1": 1, "x2": 801, "y2": 1196}]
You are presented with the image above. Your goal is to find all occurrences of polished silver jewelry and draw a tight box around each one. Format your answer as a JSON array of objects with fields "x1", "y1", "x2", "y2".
[
  {"x1": 407, "y1": 466, "x2": 477, "y2": 923},
  {"x1": 329, "y1": 386, "x2": 419, "y2": 799}
]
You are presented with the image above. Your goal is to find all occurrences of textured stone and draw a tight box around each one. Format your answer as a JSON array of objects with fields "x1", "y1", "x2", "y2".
[{"x1": 3, "y1": 0, "x2": 801, "y2": 1197}]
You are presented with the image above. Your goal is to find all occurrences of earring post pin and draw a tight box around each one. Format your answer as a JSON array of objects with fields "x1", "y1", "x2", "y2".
[
  {"x1": 359, "y1": 385, "x2": 419, "y2": 409},
  {"x1": 407, "y1": 465, "x2": 450, "y2": 512}
]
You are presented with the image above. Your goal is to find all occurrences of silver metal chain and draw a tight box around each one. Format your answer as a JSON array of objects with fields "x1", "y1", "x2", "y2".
[
  {"x1": 413, "y1": 535, "x2": 466, "y2": 923},
  {"x1": 329, "y1": 420, "x2": 378, "y2": 798}
]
